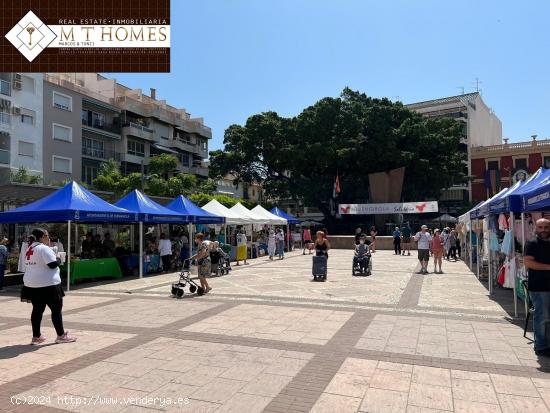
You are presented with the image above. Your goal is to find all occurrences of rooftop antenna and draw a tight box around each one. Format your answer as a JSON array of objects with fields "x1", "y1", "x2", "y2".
[
  {"x1": 472, "y1": 77, "x2": 482, "y2": 94},
  {"x1": 457, "y1": 86, "x2": 465, "y2": 95}
]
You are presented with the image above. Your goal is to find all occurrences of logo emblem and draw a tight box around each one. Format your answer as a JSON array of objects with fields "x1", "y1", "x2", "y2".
[
  {"x1": 415, "y1": 203, "x2": 427, "y2": 212},
  {"x1": 5, "y1": 11, "x2": 56, "y2": 62}
]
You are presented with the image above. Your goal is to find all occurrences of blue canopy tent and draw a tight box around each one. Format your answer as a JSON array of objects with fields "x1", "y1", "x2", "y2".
[
  {"x1": 166, "y1": 195, "x2": 225, "y2": 258},
  {"x1": 521, "y1": 168, "x2": 550, "y2": 212},
  {"x1": 469, "y1": 188, "x2": 508, "y2": 220},
  {"x1": 0, "y1": 181, "x2": 133, "y2": 291},
  {"x1": 115, "y1": 190, "x2": 187, "y2": 278},
  {"x1": 488, "y1": 179, "x2": 527, "y2": 215},
  {"x1": 270, "y1": 207, "x2": 300, "y2": 225}
]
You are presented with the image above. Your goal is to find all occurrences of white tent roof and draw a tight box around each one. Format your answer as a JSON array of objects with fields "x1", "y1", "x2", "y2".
[
  {"x1": 251, "y1": 205, "x2": 287, "y2": 225},
  {"x1": 229, "y1": 202, "x2": 265, "y2": 224},
  {"x1": 202, "y1": 199, "x2": 249, "y2": 225}
]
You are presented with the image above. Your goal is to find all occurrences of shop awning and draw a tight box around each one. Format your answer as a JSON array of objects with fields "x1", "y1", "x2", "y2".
[
  {"x1": 166, "y1": 195, "x2": 225, "y2": 224},
  {"x1": 520, "y1": 168, "x2": 550, "y2": 212},
  {"x1": 115, "y1": 190, "x2": 187, "y2": 223},
  {"x1": 0, "y1": 181, "x2": 132, "y2": 223}
]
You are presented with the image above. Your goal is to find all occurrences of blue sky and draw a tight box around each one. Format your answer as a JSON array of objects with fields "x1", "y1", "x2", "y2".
[{"x1": 113, "y1": 0, "x2": 550, "y2": 150}]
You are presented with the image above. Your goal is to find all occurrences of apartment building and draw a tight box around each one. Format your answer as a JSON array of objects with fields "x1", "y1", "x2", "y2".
[
  {"x1": 406, "y1": 92, "x2": 502, "y2": 206},
  {"x1": 470, "y1": 136, "x2": 550, "y2": 202},
  {"x1": 0, "y1": 73, "x2": 44, "y2": 183},
  {"x1": 41, "y1": 73, "x2": 211, "y2": 185}
]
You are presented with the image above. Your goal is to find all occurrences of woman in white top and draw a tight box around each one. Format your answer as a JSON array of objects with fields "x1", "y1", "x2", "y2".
[
  {"x1": 267, "y1": 229, "x2": 276, "y2": 260},
  {"x1": 158, "y1": 233, "x2": 173, "y2": 273},
  {"x1": 21, "y1": 228, "x2": 76, "y2": 345},
  {"x1": 275, "y1": 228, "x2": 285, "y2": 260}
]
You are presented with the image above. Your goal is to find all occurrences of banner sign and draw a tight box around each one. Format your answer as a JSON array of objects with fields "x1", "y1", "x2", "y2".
[
  {"x1": 339, "y1": 201, "x2": 439, "y2": 215},
  {"x1": 1, "y1": 0, "x2": 170, "y2": 72}
]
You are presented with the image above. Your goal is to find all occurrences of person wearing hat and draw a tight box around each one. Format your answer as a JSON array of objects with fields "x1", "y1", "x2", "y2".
[
  {"x1": 267, "y1": 229, "x2": 276, "y2": 260},
  {"x1": 0, "y1": 237, "x2": 9, "y2": 292},
  {"x1": 414, "y1": 225, "x2": 433, "y2": 274}
]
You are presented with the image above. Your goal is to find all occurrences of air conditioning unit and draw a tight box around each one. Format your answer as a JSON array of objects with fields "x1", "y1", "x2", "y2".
[
  {"x1": 13, "y1": 81, "x2": 22, "y2": 90},
  {"x1": 12, "y1": 106, "x2": 21, "y2": 115},
  {"x1": 14, "y1": 73, "x2": 22, "y2": 81}
]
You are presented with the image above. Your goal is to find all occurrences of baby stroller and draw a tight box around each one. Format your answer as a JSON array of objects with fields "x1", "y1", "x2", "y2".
[
  {"x1": 312, "y1": 255, "x2": 328, "y2": 281},
  {"x1": 353, "y1": 251, "x2": 372, "y2": 276},
  {"x1": 210, "y1": 249, "x2": 232, "y2": 276},
  {"x1": 171, "y1": 259, "x2": 205, "y2": 297}
]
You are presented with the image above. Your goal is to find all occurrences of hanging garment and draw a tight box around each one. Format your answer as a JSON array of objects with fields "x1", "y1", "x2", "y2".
[
  {"x1": 504, "y1": 257, "x2": 516, "y2": 289},
  {"x1": 489, "y1": 232, "x2": 500, "y2": 252},
  {"x1": 498, "y1": 214, "x2": 509, "y2": 230},
  {"x1": 488, "y1": 215, "x2": 498, "y2": 232},
  {"x1": 501, "y1": 230, "x2": 513, "y2": 256},
  {"x1": 497, "y1": 262, "x2": 507, "y2": 286}
]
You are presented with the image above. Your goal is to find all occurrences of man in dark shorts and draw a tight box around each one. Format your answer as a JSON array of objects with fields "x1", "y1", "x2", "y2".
[
  {"x1": 524, "y1": 218, "x2": 550, "y2": 356},
  {"x1": 414, "y1": 225, "x2": 432, "y2": 274},
  {"x1": 401, "y1": 223, "x2": 412, "y2": 256}
]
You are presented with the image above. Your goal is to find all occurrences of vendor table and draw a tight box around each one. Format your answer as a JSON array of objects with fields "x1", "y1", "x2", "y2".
[{"x1": 62, "y1": 258, "x2": 122, "y2": 284}]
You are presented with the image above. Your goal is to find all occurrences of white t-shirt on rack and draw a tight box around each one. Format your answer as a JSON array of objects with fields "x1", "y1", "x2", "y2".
[{"x1": 23, "y1": 242, "x2": 61, "y2": 288}]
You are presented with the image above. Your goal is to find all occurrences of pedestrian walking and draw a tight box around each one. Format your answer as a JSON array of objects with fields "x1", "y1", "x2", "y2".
[
  {"x1": 159, "y1": 233, "x2": 173, "y2": 272},
  {"x1": 314, "y1": 231, "x2": 330, "y2": 258},
  {"x1": 276, "y1": 228, "x2": 285, "y2": 260},
  {"x1": 447, "y1": 230, "x2": 458, "y2": 261},
  {"x1": 370, "y1": 226, "x2": 377, "y2": 253},
  {"x1": 20, "y1": 228, "x2": 76, "y2": 345},
  {"x1": 414, "y1": 225, "x2": 432, "y2": 274},
  {"x1": 401, "y1": 223, "x2": 412, "y2": 256},
  {"x1": 523, "y1": 218, "x2": 550, "y2": 356},
  {"x1": 392, "y1": 226, "x2": 402, "y2": 255},
  {"x1": 431, "y1": 229, "x2": 444, "y2": 273},
  {"x1": 267, "y1": 229, "x2": 276, "y2": 260},
  {"x1": 303, "y1": 227, "x2": 313, "y2": 254},
  {"x1": 0, "y1": 237, "x2": 8, "y2": 292},
  {"x1": 236, "y1": 229, "x2": 248, "y2": 266},
  {"x1": 442, "y1": 228, "x2": 450, "y2": 259},
  {"x1": 190, "y1": 233, "x2": 212, "y2": 294}
]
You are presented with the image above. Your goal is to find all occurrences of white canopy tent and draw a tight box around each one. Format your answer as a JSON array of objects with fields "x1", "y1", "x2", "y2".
[
  {"x1": 251, "y1": 205, "x2": 287, "y2": 225},
  {"x1": 229, "y1": 203, "x2": 265, "y2": 224},
  {"x1": 202, "y1": 199, "x2": 250, "y2": 225}
]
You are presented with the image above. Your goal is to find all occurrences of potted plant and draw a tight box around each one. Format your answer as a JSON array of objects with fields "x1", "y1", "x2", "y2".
[{"x1": 7, "y1": 257, "x2": 19, "y2": 273}]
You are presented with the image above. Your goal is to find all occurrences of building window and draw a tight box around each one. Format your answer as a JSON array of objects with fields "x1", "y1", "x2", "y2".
[
  {"x1": 487, "y1": 160, "x2": 499, "y2": 171},
  {"x1": 82, "y1": 165, "x2": 98, "y2": 185},
  {"x1": 180, "y1": 153, "x2": 190, "y2": 167},
  {"x1": 0, "y1": 80, "x2": 10, "y2": 96},
  {"x1": 22, "y1": 76, "x2": 35, "y2": 94},
  {"x1": 21, "y1": 114, "x2": 34, "y2": 125},
  {"x1": 52, "y1": 156, "x2": 72, "y2": 174},
  {"x1": 544, "y1": 156, "x2": 550, "y2": 169},
  {"x1": 18, "y1": 141, "x2": 34, "y2": 157},
  {"x1": 53, "y1": 91, "x2": 72, "y2": 111},
  {"x1": 52, "y1": 123, "x2": 72, "y2": 142},
  {"x1": 0, "y1": 109, "x2": 10, "y2": 125},
  {"x1": 127, "y1": 140, "x2": 145, "y2": 157},
  {"x1": 515, "y1": 158, "x2": 528, "y2": 169},
  {"x1": 82, "y1": 137, "x2": 105, "y2": 158}
]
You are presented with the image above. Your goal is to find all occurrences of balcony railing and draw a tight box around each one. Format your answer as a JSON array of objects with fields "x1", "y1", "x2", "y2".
[
  {"x1": 82, "y1": 147, "x2": 121, "y2": 161},
  {"x1": 126, "y1": 122, "x2": 154, "y2": 133},
  {"x1": 472, "y1": 139, "x2": 550, "y2": 154},
  {"x1": 0, "y1": 149, "x2": 10, "y2": 164},
  {"x1": 82, "y1": 119, "x2": 120, "y2": 135}
]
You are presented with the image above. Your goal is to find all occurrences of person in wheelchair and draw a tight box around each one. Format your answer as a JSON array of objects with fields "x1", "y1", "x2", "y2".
[{"x1": 353, "y1": 235, "x2": 371, "y2": 274}]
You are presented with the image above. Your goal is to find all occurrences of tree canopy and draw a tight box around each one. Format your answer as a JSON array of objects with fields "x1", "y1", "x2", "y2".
[{"x1": 209, "y1": 88, "x2": 467, "y2": 217}]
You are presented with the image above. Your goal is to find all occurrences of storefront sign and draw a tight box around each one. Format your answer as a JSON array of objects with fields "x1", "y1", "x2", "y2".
[
  {"x1": 1, "y1": 0, "x2": 170, "y2": 72},
  {"x1": 339, "y1": 201, "x2": 439, "y2": 215}
]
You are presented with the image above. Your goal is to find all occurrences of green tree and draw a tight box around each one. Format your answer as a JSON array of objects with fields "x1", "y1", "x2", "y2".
[
  {"x1": 10, "y1": 166, "x2": 43, "y2": 184},
  {"x1": 209, "y1": 88, "x2": 467, "y2": 219},
  {"x1": 149, "y1": 154, "x2": 177, "y2": 176},
  {"x1": 198, "y1": 178, "x2": 218, "y2": 194}
]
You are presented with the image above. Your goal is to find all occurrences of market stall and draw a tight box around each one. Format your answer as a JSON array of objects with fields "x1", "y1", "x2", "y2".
[
  {"x1": 114, "y1": 189, "x2": 187, "y2": 278},
  {"x1": 0, "y1": 181, "x2": 133, "y2": 290},
  {"x1": 166, "y1": 195, "x2": 225, "y2": 259}
]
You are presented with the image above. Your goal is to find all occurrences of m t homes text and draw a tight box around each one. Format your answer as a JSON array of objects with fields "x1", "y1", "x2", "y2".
[{"x1": 1, "y1": 0, "x2": 170, "y2": 72}]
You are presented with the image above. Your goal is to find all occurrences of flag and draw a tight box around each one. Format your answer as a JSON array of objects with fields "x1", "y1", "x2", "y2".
[
  {"x1": 333, "y1": 173, "x2": 341, "y2": 198},
  {"x1": 484, "y1": 169, "x2": 500, "y2": 196}
]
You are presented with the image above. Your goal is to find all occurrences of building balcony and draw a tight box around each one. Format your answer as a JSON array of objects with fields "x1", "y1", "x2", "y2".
[
  {"x1": 81, "y1": 119, "x2": 121, "y2": 138},
  {"x1": 122, "y1": 122, "x2": 155, "y2": 141},
  {"x1": 82, "y1": 147, "x2": 121, "y2": 161},
  {"x1": 182, "y1": 121, "x2": 212, "y2": 138},
  {"x1": 172, "y1": 139, "x2": 198, "y2": 154}
]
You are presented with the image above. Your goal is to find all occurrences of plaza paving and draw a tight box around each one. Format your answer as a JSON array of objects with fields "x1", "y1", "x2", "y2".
[{"x1": 0, "y1": 249, "x2": 549, "y2": 412}]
